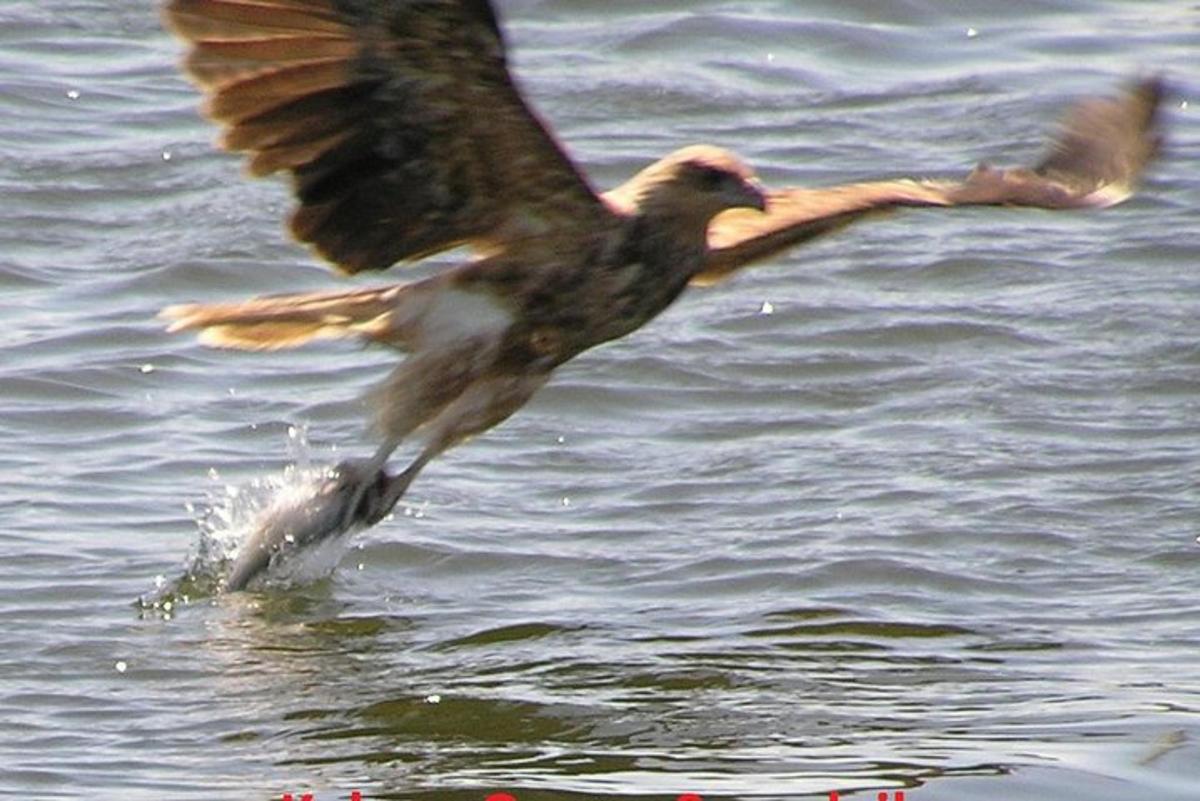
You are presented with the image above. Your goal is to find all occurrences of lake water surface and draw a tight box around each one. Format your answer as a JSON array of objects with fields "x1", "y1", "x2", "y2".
[{"x1": 1, "y1": 1, "x2": 1197, "y2": 799}]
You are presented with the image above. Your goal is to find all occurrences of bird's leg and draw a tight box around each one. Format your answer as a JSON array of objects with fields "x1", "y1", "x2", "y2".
[
  {"x1": 353, "y1": 445, "x2": 440, "y2": 527},
  {"x1": 361, "y1": 436, "x2": 403, "y2": 475},
  {"x1": 324, "y1": 437, "x2": 400, "y2": 487},
  {"x1": 321, "y1": 437, "x2": 403, "y2": 530}
]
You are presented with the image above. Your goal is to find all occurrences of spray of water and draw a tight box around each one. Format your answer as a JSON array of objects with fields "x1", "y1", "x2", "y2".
[{"x1": 138, "y1": 426, "x2": 359, "y2": 614}]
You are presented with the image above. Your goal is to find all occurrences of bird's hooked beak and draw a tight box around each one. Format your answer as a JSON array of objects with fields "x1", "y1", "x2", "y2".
[{"x1": 732, "y1": 178, "x2": 768, "y2": 213}]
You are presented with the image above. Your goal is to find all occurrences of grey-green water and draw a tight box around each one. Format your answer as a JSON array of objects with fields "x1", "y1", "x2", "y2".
[{"x1": 1, "y1": 1, "x2": 1197, "y2": 799}]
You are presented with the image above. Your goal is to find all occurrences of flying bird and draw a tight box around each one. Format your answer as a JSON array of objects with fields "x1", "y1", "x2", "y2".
[{"x1": 159, "y1": 0, "x2": 1163, "y2": 590}]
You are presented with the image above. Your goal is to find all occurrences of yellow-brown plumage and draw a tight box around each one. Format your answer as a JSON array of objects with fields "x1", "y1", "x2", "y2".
[{"x1": 163, "y1": 283, "x2": 403, "y2": 349}]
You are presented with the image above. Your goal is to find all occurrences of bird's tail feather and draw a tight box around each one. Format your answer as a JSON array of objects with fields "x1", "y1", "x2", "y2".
[{"x1": 161, "y1": 284, "x2": 405, "y2": 350}]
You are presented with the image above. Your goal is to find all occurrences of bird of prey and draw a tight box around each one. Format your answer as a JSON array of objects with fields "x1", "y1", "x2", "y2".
[{"x1": 159, "y1": 0, "x2": 1162, "y2": 590}]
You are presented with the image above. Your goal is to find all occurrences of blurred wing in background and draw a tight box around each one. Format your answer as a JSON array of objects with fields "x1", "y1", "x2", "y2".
[{"x1": 687, "y1": 77, "x2": 1164, "y2": 285}]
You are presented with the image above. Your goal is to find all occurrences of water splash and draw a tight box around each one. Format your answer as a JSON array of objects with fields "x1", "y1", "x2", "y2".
[{"x1": 138, "y1": 426, "x2": 358, "y2": 614}]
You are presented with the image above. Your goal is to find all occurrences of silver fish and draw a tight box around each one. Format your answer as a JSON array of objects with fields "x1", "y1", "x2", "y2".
[{"x1": 223, "y1": 461, "x2": 400, "y2": 592}]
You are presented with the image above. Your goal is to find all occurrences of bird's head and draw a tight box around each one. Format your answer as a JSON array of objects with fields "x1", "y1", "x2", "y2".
[
  {"x1": 669, "y1": 145, "x2": 768, "y2": 213},
  {"x1": 623, "y1": 145, "x2": 767, "y2": 224}
]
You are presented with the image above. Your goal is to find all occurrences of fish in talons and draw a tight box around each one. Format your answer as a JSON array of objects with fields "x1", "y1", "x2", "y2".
[{"x1": 222, "y1": 460, "x2": 412, "y2": 592}]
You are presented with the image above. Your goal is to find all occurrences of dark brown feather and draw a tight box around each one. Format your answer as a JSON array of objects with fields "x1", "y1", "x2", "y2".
[
  {"x1": 247, "y1": 128, "x2": 358, "y2": 176},
  {"x1": 222, "y1": 85, "x2": 363, "y2": 151},
  {"x1": 164, "y1": 0, "x2": 615, "y2": 274}
]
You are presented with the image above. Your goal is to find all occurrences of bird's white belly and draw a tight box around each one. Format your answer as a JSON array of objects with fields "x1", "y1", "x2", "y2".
[{"x1": 418, "y1": 286, "x2": 514, "y2": 349}]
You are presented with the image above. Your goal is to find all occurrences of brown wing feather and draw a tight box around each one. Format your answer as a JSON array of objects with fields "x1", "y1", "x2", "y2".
[
  {"x1": 164, "y1": 0, "x2": 615, "y2": 274},
  {"x1": 687, "y1": 77, "x2": 1164, "y2": 286}
]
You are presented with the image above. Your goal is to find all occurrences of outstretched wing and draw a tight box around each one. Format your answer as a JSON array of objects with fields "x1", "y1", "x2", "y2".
[
  {"x1": 164, "y1": 0, "x2": 616, "y2": 273},
  {"x1": 686, "y1": 77, "x2": 1164, "y2": 286}
]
